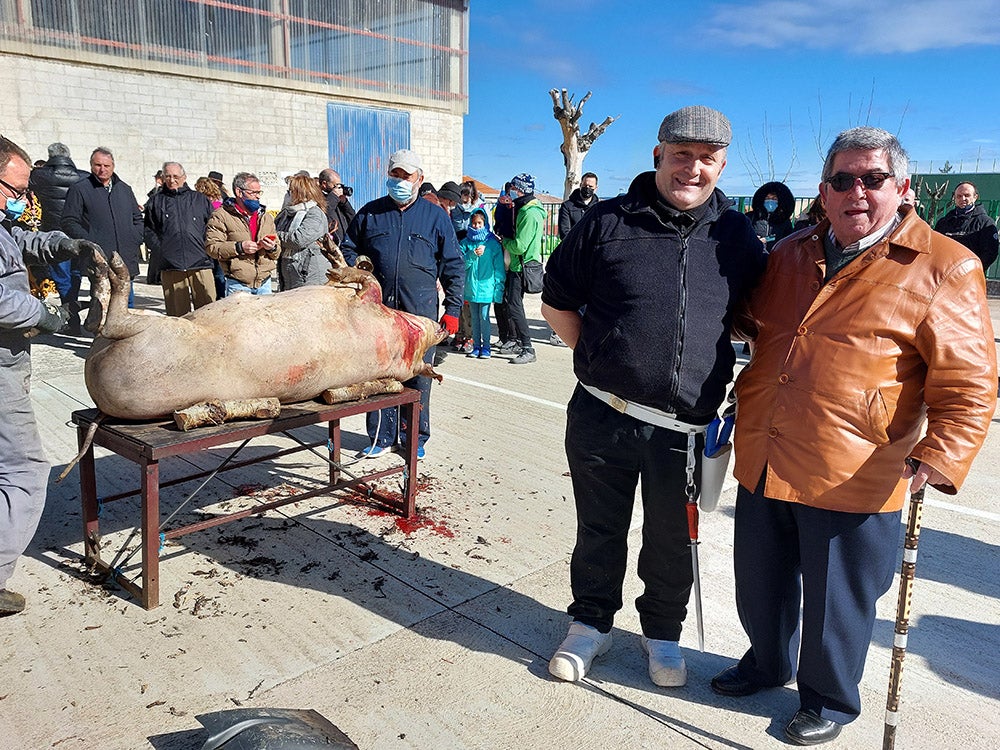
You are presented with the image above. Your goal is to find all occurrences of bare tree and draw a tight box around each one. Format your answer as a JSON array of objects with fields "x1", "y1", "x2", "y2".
[{"x1": 549, "y1": 88, "x2": 619, "y2": 200}]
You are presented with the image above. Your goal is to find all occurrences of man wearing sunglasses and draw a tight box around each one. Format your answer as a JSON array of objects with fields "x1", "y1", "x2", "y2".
[
  {"x1": 0, "y1": 136, "x2": 103, "y2": 616},
  {"x1": 715, "y1": 127, "x2": 996, "y2": 745}
]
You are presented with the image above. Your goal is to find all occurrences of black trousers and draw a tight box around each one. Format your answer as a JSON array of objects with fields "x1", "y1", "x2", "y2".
[
  {"x1": 733, "y1": 474, "x2": 900, "y2": 724},
  {"x1": 494, "y1": 299, "x2": 512, "y2": 343},
  {"x1": 504, "y1": 270, "x2": 532, "y2": 350},
  {"x1": 564, "y1": 386, "x2": 700, "y2": 640}
]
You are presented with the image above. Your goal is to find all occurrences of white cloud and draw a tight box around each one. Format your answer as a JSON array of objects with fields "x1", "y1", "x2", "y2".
[{"x1": 706, "y1": 1, "x2": 1000, "y2": 53}]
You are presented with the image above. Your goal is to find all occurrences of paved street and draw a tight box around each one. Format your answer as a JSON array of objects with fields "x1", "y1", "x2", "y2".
[{"x1": 1, "y1": 279, "x2": 998, "y2": 749}]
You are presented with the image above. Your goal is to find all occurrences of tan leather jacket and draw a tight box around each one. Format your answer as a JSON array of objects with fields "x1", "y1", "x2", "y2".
[
  {"x1": 734, "y1": 207, "x2": 996, "y2": 513},
  {"x1": 205, "y1": 203, "x2": 281, "y2": 288}
]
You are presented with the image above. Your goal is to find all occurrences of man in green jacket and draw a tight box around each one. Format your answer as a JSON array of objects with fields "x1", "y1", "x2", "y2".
[{"x1": 500, "y1": 173, "x2": 545, "y2": 364}]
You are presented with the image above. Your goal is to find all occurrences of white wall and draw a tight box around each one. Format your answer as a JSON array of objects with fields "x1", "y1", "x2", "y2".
[{"x1": 2, "y1": 53, "x2": 463, "y2": 208}]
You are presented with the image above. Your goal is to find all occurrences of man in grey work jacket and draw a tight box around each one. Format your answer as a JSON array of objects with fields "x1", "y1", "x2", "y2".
[
  {"x1": 541, "y1": 106, "x2": 765, "y2": 687},
  {"x1": 0, "y1": 136, "x2": 101, "y2": 616},
  {"x1": 341, "y1": 148, "x2": 464, "y2": 459}
]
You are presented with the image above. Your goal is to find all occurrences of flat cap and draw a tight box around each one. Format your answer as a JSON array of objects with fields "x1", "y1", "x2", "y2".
[
  {"x1": 388, "y1": 148, "x2": 422, "y2": 174},
  {"x1": 657, "y1": 105, "x2": 731, "y2": 146}
]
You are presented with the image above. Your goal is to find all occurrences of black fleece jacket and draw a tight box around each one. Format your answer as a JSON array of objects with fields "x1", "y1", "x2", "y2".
[
  {"x1": 543, "y1": 171, "x2": 766, "y2": 420},
  {"x1": 934, "y1": 204, "x2": 999, "y2": 270}
]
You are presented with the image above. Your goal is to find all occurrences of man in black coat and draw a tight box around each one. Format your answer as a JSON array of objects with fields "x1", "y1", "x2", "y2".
[
  {"x1": 558, "y1": 172, "x2": 600, "y2": 239},
  {"x1": 318, "y1": 168, "x2": 356, "y2": 246},
  {"x1": 62, "y1": 147, "x2": 143, "y2": 314},
  {"x1": 144, "y1": 162, "x2": 215, "y2": 316},
  {"x1": 28, "y1": 143, "x2": 90, "y2": 330},
  {"x1": 934, "y1": 181, "x2": 999, "y2": 273}
]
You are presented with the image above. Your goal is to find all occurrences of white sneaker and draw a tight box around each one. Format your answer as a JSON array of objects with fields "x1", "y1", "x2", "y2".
[
  {"x1": 642, "y1": 636, "x2": 687, "y2": 687},
  {"x1": 548, "y1": 622, "x2": 612, "y2": 682}
]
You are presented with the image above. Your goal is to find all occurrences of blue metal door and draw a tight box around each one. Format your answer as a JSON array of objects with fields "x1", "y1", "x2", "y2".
[{"x1": 327, "y1": 103, "x2": 411, "y2": 210}]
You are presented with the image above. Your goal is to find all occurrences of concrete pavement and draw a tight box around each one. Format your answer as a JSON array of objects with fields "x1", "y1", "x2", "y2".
[{"x1": 1, "y1": 280, "x2": 998, "y2": 749}]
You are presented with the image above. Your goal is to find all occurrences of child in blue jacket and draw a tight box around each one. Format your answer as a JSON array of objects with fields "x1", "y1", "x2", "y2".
[{"x1": 460, "y1": 208, "x2": 506, "y2": 358}]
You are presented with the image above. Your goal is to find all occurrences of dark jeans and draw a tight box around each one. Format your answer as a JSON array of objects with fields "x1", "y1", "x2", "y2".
[
  {"x1": 734, "y1": 474, "x2": 900, "y2": 724},
  {"x1": 366, "y1": 347, "x2": 433, "y2": 449},
  {"x1": 564, "y1": 385, "x2": 700, "y2": 640},
  {"x1": 50, "y1": 258, "x2": 82, "y2": 308},
  {"x1": 504, "y1": 269, "x2": 532, "y2": 350}
]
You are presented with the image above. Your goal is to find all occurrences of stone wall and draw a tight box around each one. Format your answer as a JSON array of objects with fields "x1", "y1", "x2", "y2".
[{"x1": 2, "y1": 53, "x2": 463, "y2": 207}]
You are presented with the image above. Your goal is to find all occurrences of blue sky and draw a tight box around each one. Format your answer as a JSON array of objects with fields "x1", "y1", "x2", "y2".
[{"x1": 462, "y1": 0, "x2": 1000, "y2": 201}]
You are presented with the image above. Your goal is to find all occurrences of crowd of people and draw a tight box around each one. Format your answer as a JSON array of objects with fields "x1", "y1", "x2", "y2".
[{"x1": 2, "y1": 105, "x2": 999, "y2": 747}]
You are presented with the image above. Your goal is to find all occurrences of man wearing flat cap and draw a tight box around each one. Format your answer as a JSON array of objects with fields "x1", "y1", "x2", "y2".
[
  {"x1": 341, "y1": 148, "x2": 464, "y2": 460},
  {"x1": 542, "y1": 105, "x2": 765, "y2": 687}
]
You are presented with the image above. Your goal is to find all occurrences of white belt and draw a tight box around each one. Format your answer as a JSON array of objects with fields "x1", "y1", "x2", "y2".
[{"x1": 581, "y1": 384, "x2": 709, "y2": 434}]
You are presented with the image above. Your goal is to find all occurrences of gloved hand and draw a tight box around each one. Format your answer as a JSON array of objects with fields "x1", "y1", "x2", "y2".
[
  {"x1": 56, "y1": 237, "x2": 103, "y2": 263},
  {"x1": 440, "y1": 314, "x2": 459, "y2": 335},
  {"x1": 34, "y1": 302, "x2": 70, "y2": 334}
]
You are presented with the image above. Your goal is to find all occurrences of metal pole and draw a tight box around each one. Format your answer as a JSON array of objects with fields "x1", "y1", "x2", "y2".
[{"x1": 882, "y1": 483, "x2": 926, "y2": 750}]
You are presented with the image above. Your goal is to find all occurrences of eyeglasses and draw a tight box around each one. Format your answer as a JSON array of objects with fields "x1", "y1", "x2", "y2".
[
  {"x1": 0, "y1": 177, "x2": 27, "y2": 202},
  {"x1": 163, "y1": 174, "x2": 185, "y2": 182},
  {"x1": 240, "y1": 189, "x2": 263, "y2": 198},
  {"x1": 826, "y1": 172, "x2": 894, "y2": 193}
]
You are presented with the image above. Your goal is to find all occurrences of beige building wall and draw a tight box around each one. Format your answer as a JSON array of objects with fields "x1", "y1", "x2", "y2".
[{"x1": 1, "y1": 53, "x2": 463, "y2": 207}]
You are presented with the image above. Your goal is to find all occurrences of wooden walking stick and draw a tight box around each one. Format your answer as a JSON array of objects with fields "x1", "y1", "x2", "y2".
[{"x1": 883, "y1": 461, "x2": 927, "y2": 750}]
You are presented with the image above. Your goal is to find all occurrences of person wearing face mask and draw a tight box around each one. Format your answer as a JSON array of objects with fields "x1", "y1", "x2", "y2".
[
  {"x1": 204, "y1": 171, "x2": 281, "y2": 295},
  {"x1": 449, "y1": 180, "x2": 484, "y2": 241},
  {"x1": 558, "y1": 172, "x2": 600, "y2": 239},
  {"x1": 0, "y1": 136, "x2": 102, "y2": 617},
  {"x1": 934, "y1": 181, "x2": 999, "y2": 273},
  {"x1": 748, "y1": 181, "x2": 795, "y2": 252},
  {"x1": 341, "y1": 148, "x2": 464, "y2": 459}
]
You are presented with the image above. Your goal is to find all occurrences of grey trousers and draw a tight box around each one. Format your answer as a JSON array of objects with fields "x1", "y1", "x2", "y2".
[{"x1": 0, "y1": 362, "x2": 49, "y2": 589}]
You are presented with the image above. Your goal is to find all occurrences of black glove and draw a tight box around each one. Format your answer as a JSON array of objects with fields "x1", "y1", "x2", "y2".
[
  {"x1": 55, "y1": 237, "x2": 103, "y2": 263},
  {"x1": 35, "y1": 302, "x2": 70, "y2": 333}
]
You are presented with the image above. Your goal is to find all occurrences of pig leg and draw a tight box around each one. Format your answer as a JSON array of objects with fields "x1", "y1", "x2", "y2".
[
  {"x1": 326, "y1": 266, "x2": 383, "y2": 305},
  {"x1": 98, "y1": 252, "x2": 163, "y2": 340},
  {"x1": 83, "y1": 249, "x2": 111, "y2": 334}
]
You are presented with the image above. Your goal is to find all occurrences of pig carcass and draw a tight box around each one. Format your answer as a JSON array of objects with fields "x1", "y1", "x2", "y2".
[{"x1": 84, "y1": 251, "x2": 446, "y2": 421}]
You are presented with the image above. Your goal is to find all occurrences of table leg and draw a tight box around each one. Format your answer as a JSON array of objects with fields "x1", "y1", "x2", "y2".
[
  {"x1": 401, "y1": 400, "x2": 418, "y2": 518},
  {"x1": 329, "y1": 419, "x2": 341, "y2": 485},
  {"x1": 78, "y1": 424, "x2": 100, "y2": 563},
  {"x1": 140, "y1": 459, "x2": 160, "y2": 609}
]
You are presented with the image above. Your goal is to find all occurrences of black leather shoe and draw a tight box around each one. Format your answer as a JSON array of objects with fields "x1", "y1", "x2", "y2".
[
  {"x1": 710, "y1": 665, "x2": 765, "y2": 697},
  {"x1": 784, "y1": 709, "x2": 842, "y2": 745}
]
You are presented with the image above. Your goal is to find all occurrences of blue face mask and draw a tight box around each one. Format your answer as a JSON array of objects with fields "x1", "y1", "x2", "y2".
[
  {"x1": 241, "y1": 198, "x2": 261, "y2": 213},
  {"x1": 3, "y1": 198, "x2": 26, "y2": 221},
  {"x1": 763, "y1": 199, "x2": 779, "y2": 213},
  {"x1": 386, "y1": 177, "x2": 414, "y2": 204},
  {"x1": 467, "y1": 224, "x2": 488, "y2": 243}
]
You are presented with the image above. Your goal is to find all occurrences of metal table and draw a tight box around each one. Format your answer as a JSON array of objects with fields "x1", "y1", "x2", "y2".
[{"x1": 71, "y1": 389, "x2": 420, "y2": 609}]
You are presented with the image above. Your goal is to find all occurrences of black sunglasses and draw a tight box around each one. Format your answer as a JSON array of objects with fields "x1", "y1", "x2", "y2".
[{"x1": 826, "y1": 172, "x2": 894, "y2": 193}]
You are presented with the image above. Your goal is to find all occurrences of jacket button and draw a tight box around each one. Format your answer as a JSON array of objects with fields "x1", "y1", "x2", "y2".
[
  {"x1": 810, "y1": 281, "x2": 820, "y2": 291},
  {"x1": 778, "y1": 373, "x2": 789, "y2": 384},
  {"x1": 768, "y1": 427, "x2": 779, "y2": 438},
  {"x1": 796, "y1": 326, "x2": 807, "y2": 335}
]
